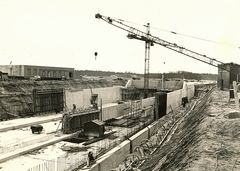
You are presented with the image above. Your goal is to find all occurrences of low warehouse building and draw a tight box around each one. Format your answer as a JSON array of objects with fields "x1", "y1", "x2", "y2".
[{"x1": 0, "y1": 65, "x2": 74, "y2": 79}]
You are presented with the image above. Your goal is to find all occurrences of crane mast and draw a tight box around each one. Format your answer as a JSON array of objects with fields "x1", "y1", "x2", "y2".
[
  {"x1": 95, "y1": 13, "x2": 229, "y2": 86},
  {"x1": 144, "y1": 23, "x2": 151, "y2": 89}
]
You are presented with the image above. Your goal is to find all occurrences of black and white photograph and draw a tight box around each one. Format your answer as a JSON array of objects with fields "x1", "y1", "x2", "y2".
[{"x1": 0, "y1": 0, "x2": 239, "y2": 170}]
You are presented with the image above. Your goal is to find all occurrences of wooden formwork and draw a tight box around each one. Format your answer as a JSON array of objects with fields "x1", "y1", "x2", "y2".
[
  {"x1": 62, "y1": 110, "x2": 100, "y2": 134},
  {"x1": 33, "y1": 88, "x2": 64, "y2": 114}
]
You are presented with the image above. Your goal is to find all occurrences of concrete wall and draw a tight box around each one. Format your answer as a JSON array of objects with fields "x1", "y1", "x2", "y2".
[
  {"x1": 65, "y1": 82, "x2": 196, "y2": 121},
  {"x1": 166, "y1": 82, "x2": 195, "y2": 113},
  {"x1": 165, "y1": 80, "x2": 183, "y2": 90},
  {"x1": 142, "y1": 97, "x2": 155, "y2": 108},
  {"x1": 101, "y1": 102, "x2": 132, "y2": 121},
  {"x1": 167, "y1": 89, "x2": 183, "y2": 113},
  {"x1": 87, "y1": 128, "x2": 149, "y2": 171},
  {"x1": 85, "y1": 81, "x2": 209, "y2": 171},
  {"x1": 101, "y1": 103, "x2": 118, "y2": 121},
  {"x1": 87, "y1": 120, "x2": 161, "y2": 171},
  {"x1": 65, "y1": 86, "x2": 122, "y2": 110},
  {"x1": 65, "y1": 100, "x2": 130, "y2": 122},
  {"x1": 117, "y1": 102, "x2": 130, "y2": 117},
  {"x1": 129, "y1": 127, "x2": 149, "y2": 150},
  {"x1": 182, "y1": 82, "x2": 195, "y2": 99},
  {"x1": 90, "y1": 140, "x2": 131, "y2": 171},
  {"x1": 186, "y1": 83, "x2": 195, "y2": 99},
  {"x1": 83, "y1": 86, "x2": 122, "y2": 108},
  {"x1": 147, "y1": 121, "x2": 160, "y2": 136},
  {"x1": 65, "y1": 89, "x2": 84, "y2": 110},
  {"x1": 131, "y1": 79, "x2": 183, "y2": 90},
  {"x1": 131, "y1": 79, "x2": 159, "y2": 89}
]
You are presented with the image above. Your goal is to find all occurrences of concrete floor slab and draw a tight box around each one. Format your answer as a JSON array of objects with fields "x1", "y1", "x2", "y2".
[{"x1": 0, "y1": 113, "x2": 62, "y2": 132}]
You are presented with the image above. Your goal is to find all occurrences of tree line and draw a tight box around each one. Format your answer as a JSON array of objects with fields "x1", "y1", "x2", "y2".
[{"x1": 75, "y1": 70, "x2": 217, "y2": 80}]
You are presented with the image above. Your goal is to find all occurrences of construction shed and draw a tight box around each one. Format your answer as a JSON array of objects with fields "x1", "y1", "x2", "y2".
[
  {"x1": 84, "y1": 120, "x2": 105, "y2": 138},
  {"x1": 218, "y1": 63, "x2": 240, "y2": 90}
]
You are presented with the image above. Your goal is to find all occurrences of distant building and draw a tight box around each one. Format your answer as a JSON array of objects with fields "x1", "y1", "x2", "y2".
[
  {"x1": 0, "y1": 65, "x2": 74, "y2": 79},
  {"x1": 218, "y1": 63, "x2": 240, "y2": 90}
]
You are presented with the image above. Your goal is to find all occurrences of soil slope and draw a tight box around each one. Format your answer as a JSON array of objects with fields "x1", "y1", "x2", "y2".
[
  {"x1": 140, "y1": 89, "x2": 240, "y2": 171},
  {"x1": 0, "y1": 79, "x2": 125, "y2": 120}
]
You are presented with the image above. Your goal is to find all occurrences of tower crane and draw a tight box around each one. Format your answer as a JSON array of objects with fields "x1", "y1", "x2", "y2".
[{"x1": 95, "y1": 13, "x2": 228, "y2": 89}]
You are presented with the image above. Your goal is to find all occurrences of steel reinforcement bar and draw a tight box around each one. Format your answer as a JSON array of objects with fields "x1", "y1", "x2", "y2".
[{"x1": 135, "y1": 86, "x2": 215, "y2": 170}]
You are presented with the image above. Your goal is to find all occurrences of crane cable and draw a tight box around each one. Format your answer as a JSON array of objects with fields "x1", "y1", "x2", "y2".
[{"x1": 110, "y1": 17, "x2": 240, "y2": 49}]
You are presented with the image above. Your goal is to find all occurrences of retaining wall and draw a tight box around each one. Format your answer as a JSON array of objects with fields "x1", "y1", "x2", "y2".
[
  {"x1": 166, "y1": 89, "x2": 182, "y2": 113},
  {"x1": 129, "y1": 127, "x2": 149, "y2": 150},
  {"x1": 65, "y1": 89, "x2": 84, "y2": 109},
  {"x1": 65, "y1": 82, "x2": 196, "y2": 125},
  {"x1": 86, "y1": 118, "x2": 163, "y2": 171},
  {"x1": 147, "y1": 121, "x2": 159, "y2": 136},
  {"x1": 65, "y1": 86, "x2": 122, "y2": 110},
  {"x1": 165, "y1": 80, "x2": 183, "y2": 90},
  {"x1": 65, "y1": 82, "x2": 195, "y2": 119},
  {"x1": 83, "y1": 86, "x2": 122, "y2": 108},
  {"x1": 166, "y1": 82, "x2": 196, "y2": 114},
  {"x1": 187, "y1": 83, "x2": 195, "y2": 99},
  {"x1": 117, "y1": 102, "x2": 131, "y2": 117},
  {"x1": 131, "y1": 79, "x2": 159, "y2": 89},
  {"x1": 101, "y1": 103, "x2": 118, "y2": 121},
  {"x1": 142, "y1": 97, "x2": 155, "y2": 108},
  {"x1": 83, "y1": 82, "x2": 206, "y2": 171},
  {"x1": 86, "y1": 128, "x2": 150, "y2": 171},
  {"x1": 131, "y1": 79, "x2": 183, "y2": 90},
  {"x1": 101, "y1": 102, "x2": 131, "y2": 121},
  {"x1": 90, "y1": 140, "x2": 131, "y2": 171}
]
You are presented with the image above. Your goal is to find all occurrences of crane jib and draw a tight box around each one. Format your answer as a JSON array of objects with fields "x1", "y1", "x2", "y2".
[{"x1": 95, "y1": 13, "x2": 230, "y2": 73}]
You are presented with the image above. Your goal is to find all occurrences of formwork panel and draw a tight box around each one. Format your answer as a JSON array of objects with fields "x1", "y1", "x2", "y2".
[
  {"x1": 62, "y1": 110, "x2": 100, "y2": 133},
  {"x1": 33, "y1": 88, "x2": 64, "y2": 113}
]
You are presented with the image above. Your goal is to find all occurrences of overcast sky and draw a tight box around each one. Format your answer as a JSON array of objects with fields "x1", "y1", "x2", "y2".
[{"x1": 0, "y1": 0, "x2": 239, "y2": 74}]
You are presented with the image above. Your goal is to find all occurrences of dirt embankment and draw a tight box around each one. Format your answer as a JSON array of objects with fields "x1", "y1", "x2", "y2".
[
  {"x1": 0, "y1": 79, "x2": 125, "y2": 120},
  {"x1": 140, "y1": 89, "x2": 240, "y2": 171},
  {"x1": 187, "y1": 90, "x2": 240, "y2": 171}
]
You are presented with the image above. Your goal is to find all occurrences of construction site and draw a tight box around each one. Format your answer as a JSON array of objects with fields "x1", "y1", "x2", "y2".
[
  {"x1": 1, "y1": 2, "x2": 240, "y2": 171},
  {"x1": 0, "y1": 71, "x2": 220, "y2": 171}
]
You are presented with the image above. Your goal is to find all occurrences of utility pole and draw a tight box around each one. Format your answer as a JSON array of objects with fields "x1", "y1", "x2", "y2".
[
  {"x1": 162, "y1": 61, "x2": 165, "y2": 90},
  {"x1": 10, "y1": 61, "x2": 13, "y2": 80},
  {"x1": 162, "y1": 73, "x2": 164, "y2": 90}
]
